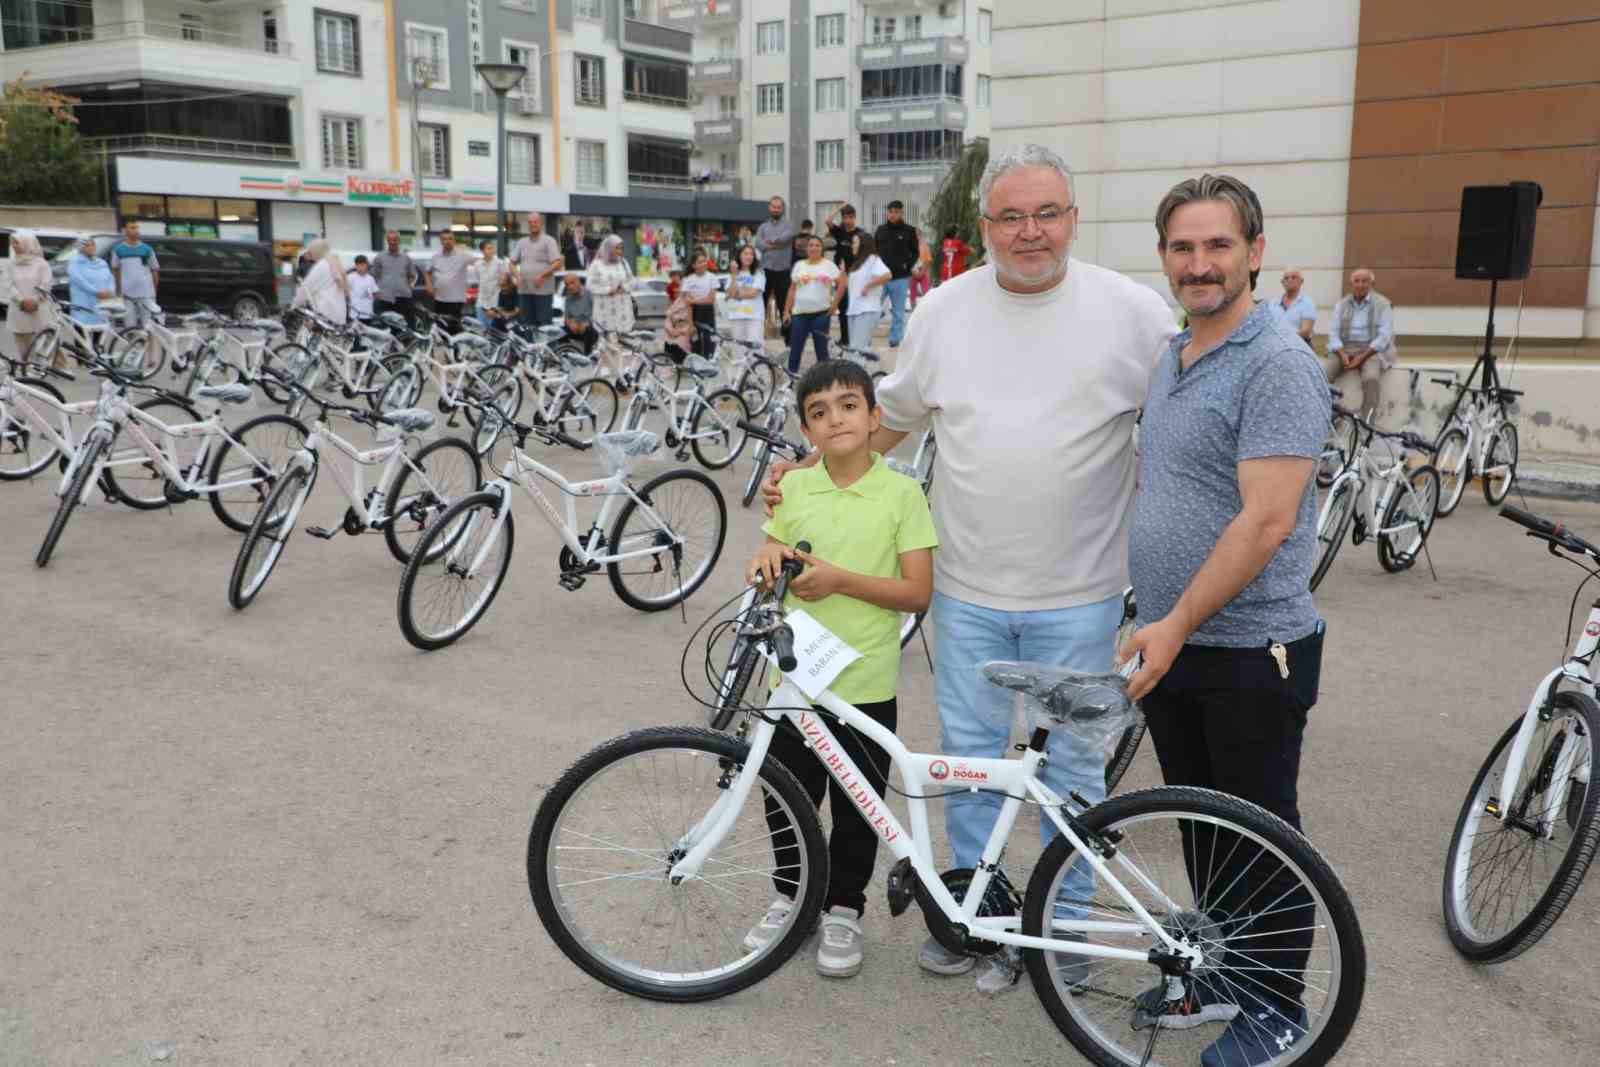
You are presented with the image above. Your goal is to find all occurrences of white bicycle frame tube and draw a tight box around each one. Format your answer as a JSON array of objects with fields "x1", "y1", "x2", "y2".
[
  {"x1": 668, "y1": 673, "x2": 1198, "y2": 967},
  {"x1": 1492, "y1": 603, "x2": 1600, "y2": 838},
  {"x1": 300, "y1": 419, "x2": 409, "y2": 526},
  {"x1": 108, "y1": 396, "x2": 284, "y2": 495},
  {"x1": 0, "y1": 378, "x2": 97, "y2": 459}
]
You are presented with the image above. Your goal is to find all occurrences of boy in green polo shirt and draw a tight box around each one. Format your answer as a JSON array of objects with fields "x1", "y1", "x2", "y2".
[{"x1": 743, "y1": 359, "x2": 937, "y2": 979}]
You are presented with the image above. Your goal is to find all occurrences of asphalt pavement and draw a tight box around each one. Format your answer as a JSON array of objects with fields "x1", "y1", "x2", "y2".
[{"x1": 3, "y1": 357, "x2": 1600, "y2": 1065}]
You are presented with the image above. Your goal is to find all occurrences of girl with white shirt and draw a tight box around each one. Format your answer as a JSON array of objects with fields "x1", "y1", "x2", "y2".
[
  {"x1": 845, "y1": 232, "x2": 892, "y2": 352},
  {"x1": 724, "y1": 244, "x2": 766, "y2": 347}
]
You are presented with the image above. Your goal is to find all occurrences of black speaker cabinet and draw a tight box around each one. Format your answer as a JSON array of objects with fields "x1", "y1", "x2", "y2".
[{"x1": 1455, "y1": 182, "x2": 1542, "y2": 281}]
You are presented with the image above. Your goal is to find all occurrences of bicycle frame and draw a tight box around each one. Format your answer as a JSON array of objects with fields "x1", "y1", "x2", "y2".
[
  {"x1": 1327, "y1": 441, "x2": 1425, "y2": 543},
  {"x1": 286, "y1": 418, "x2": 410, "y2": 527},
  {"x1": 0, "y1": 375, "x2": 98, "y2": 468},
  {"x1": 84, "y1": 389, "x2": 263, "y2": 498},
  {"x1": 623, "y1": 362, "x2": 724, "y2": 443},
  {"x1": 669, "y1": 674, "x2": 1200, "y2": 967}
]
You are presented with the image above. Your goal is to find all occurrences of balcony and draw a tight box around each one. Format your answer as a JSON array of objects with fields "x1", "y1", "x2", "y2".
[
  {"x1": 83, "y1": 133, "x2": 297, "y2": 165},
  {"x1": 694, "y1": 118, "x2": 742, "y2": 146},
  {"x1": 861, "y1": 0, "x2": 937, "y2": 7},
  {"x1": 857, "y1": 35, "x2": 969, "y2": 70},
  {"x1": 698, "y1": 177, "x2": 743, "y2": 199},
  {"x1": 2, "y1": 17, "x2": 297, "y2": 89},
  {"x1": 855, "y1": 161, "x2": 954, "y2": 196},
  {"x1": 622, "y1": 18, "x2": 692, "y2": 60},
  {"x1": 856, "y1": 99, "x2": 967, "y2": 134},
  {"x1": 660, "y1": 0, "x2": 739, "y2": 31},
  {"x1": 692, "y1": 57, "x2": 742, "y2": 91}
]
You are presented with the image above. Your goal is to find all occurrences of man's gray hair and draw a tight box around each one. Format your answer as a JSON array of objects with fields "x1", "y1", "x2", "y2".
[
  {"x1": 1154, "y1": 174, "x2": 1264, "y2": 247},
  {"x1": 978, "y1": 144, "x2": 1075, "y2": 215}
]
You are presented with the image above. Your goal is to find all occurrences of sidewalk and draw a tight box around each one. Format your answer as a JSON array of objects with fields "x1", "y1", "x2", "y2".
[{"x1": 1519, "y1": 454, "x2": 1600, "y2": 502}]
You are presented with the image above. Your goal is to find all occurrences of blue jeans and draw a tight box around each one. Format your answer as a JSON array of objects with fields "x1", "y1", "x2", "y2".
[
  {"x1": 787, "y1": 311, "x2": 829, "y2": 373},
  {"x1": 932, "y1": 590, "x2": 1122, "y2": 886},
  {"x1": 848, "y1": 310, "x2": 880, "y2": 351},
  {"x1": 519, "y1": 292, "x2": 553, "y2": 328},
  {"x1": 884, "y1": 276, "x2": 910, "y2": 345}
]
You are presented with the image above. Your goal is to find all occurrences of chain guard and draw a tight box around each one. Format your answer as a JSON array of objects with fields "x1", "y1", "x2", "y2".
[{"x1": 916, "y1": 867, "x2": 1020, "y2": 958}]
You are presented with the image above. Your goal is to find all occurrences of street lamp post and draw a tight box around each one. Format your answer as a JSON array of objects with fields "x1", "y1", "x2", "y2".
[{"x1": 475, "y1": 62, "x2": 528, "y2": 258}]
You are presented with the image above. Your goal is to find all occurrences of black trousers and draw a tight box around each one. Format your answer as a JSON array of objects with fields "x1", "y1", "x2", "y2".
[
  {"x1": 433, "y1": 301, "x2": 465, "y2": 333},
  {"x1": 1140, "y1": 629, "x2": 1323, "y2": 1011},
  {"x1": 836, "y1": 288, "x2": 851, "y2": 346},
  {"x1": 690, "y1": 304, "x2": 716, "y2": 355},
  {"x1": 374, "y1": 297, "x2": 413, "y2": 326},
  {"x1": 764, "y1": 698, "x2": 897, "y2": 916},
  {"x1": 562, "y1": 322, "x2": 599, "y2": 354},
  {"x1": 765, "y1": 269, "x2": 791, "y2": 320}
]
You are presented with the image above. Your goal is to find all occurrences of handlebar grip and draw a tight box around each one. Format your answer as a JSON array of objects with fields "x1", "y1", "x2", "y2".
[
  {"x1": 772, "y1": 625, "x2": 798, "y2": 673},
  {"x1": 551, "y1": 429, "x2": 592, "y2": 451},
  {"x1": 1500, "y1": 505, "x2": 1556, "y2": 536},
  {"x1": 1430, "y1": 377, "x2": 1457, "y2": 386}
]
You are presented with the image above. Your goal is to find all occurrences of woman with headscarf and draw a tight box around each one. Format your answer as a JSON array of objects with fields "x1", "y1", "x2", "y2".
[
  {"x1": 6, "y1": 230, "x2": 57, "y2": 366},
  {"x1": 68, "y1": 235, "x2": 117, "y2": 330},
  {"x1": 291, "y1": 238, "x2": 349, "y2": 325},
  {"x1": 587, "y1": 234, "x2": 634, "y2": 336}
]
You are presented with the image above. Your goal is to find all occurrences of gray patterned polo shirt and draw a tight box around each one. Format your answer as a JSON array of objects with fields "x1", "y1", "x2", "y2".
[{"x1": 1129, "y1": 300, "x2": 1330, "y2": 647}]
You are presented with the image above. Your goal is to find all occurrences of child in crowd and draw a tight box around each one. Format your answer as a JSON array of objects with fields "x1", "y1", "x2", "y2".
[
  {"x1": 744, "y1": 360, "x2": 937, "y2": 979},
  {"x1": 665, "y1": 269, "x2": 683, "y2": 304},
  {"x1": 662, "y1": 289, "x2": 695, "y2": 365},
  {"x1": 844, "y1": 233, "x2": 891, "y2": 351},
  {"x1": 346, "y1": 255, "x2": 379, "y2": 322},
  {"x1": 681, "y1": 251, "x2": 719, "y2": 355}
]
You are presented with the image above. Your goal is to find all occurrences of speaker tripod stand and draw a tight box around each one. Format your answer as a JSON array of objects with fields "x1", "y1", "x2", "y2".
[{"x1": 1426, "y1": 278, "x2": 1524, "y2": 515}]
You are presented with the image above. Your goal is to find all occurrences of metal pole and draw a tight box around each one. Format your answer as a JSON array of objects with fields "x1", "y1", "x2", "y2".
[
  {"x1": 411, "y1": 58, "x2": 426, "y2": 248},
  {"x1": 495, "y1": 92, "x2": 508, "y2": 258}
]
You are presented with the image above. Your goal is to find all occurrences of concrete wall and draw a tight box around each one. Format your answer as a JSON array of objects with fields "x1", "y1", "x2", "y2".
[{"x1": 0, "y1": 205, "x2": 118, "y2": 231}]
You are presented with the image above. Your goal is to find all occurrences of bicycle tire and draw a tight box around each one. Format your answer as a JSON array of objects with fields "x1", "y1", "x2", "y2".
[
  {"x1": 99, "y1": 396, "x2": 205, "y2": 510},
  {"x1": 1023, "y1": 785, "x2": 1366, "y2": 1067},
  {"x1": 1377, "y1": 464, "x2": 1439, "y2": 573},
  {"x1": 1442, "y1": 690, "x2": 1600, "y2": 963},
  {"x1": 1481, "y1": 422, "x2": 1518, "y2": 505},
  {"x1": 555, "y1": 376, "x2": 620, "y2": 444},
  {"x1": 363, "y1": 354, "x2": 414, "y2": 414},
  {"x1": 688, "y1": 388, "x2": 749, "y2": 470},
  {"x1": 1103, "y1": 720, "x2": 1147, "y2": 793},
  {"x1": 107, "y1": 328, "x2": 162, "y2": 381},
  {"x1": 607, "y1": 468, "x2": 728, "y2": 611},
  {"x1": 1316, "y1": 411, "x2": 1357, "y2": 489},
  {"x1": 397, "y1": 491, "x2": 514, "y2": 650},
  {"x1": 741, "y1": 439, "x2": 771, "y2": 509},
  {"x1": 21, "y1": 328, "x2": 59, "y2": 373},
  {"x1": 206, "y1": 413, "x2": 311, "y2": 532},
  {"x1": 0, "y1": 378, "x2": 67, "y2": 480},
  {"x1": 710, "y1": 641, "x2": 765, "y2": 732},
  {"x1": 463, "y1": 365, "x2": 523, "y2": 457},
  {"x1": 1432, "y1": 427, "x2": 1470, "y2": 518},
  {"x1": 36, "y1": 429, "x2": 105, "y2": 568},
  {"x1": 1308, "y1": 477, "x2": 1356, "y2": 592},
  {"x1": 737, "y1": 358, "x2": 778, "y2": 416},
  {"x1": 227, "y1": 462, "x2": 312, "y2": 610},
  {"x1": 382, "y1": 436, "x2": 482, "y2": 565},
  {"x1": 527, "y1": 725, "x2": 828, "y2": 1002}
]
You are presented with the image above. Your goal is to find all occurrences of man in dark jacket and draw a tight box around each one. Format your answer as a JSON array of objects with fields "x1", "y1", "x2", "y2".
[
  {"x1": 825, "y1": 204, "x2": 862, "y2": 345},
  {"x1": 563, "y1": 223, "x2": 593, "y2": 270},
  {"x1": 874, "y1": 200, "x2": 920, "y2": 348}
]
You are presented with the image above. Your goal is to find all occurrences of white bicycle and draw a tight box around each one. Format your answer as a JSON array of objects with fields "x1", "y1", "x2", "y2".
[
  {"x1": 0, "y1": 354, "x2": 103, "y2": 482},
  {"x1": 529, "y1": 571, "x2": 1367, "y2": 1066},
  {"x1": 1308, "y1": 415, "x2": 1440, "y2": 592},
  {"x1": 1442, "y1": 506, "x2": 1600, "y2": 963},
  {"x1": 617, "y1": 350, "x2": 749, "y2": 470},
  {"x1": 228, "y1": 380, "x2": 481, "y2": 610},
  {"x1": 396, "y1": 418, "x2": 728, "y2": 650},
  {"x1": 1427, "y1": 375, "x2": 1521, "y2": 517}
]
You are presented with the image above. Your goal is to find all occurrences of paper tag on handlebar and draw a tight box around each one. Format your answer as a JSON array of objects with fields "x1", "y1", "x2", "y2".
[{"x1": 783, "y1": 609, "x2": 862, "y2": 700}]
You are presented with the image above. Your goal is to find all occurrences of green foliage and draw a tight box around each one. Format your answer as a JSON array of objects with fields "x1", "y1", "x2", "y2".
[
  {"x1": 0, "y1": 76, "x2": 102, "y2": 205},
  {"x1": 926, "y1": 139, "x2": 989, "y2": 262}
]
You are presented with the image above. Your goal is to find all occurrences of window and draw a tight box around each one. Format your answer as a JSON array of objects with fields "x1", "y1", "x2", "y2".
[
  {"x1": 815, "y1": 201, "x2": 842, "y2": 227},
  {"x1": 859, "y1": 129, "x2": 962, "y2": 169},
  {"x1": 314, "y1": 10, "x2": 359, "y2": 74},
  {"x1": 756, "y1": 143, "x2": 784, "y2": 175},
  {"x1": 905, "y1": 15, "x2": 923, "y2": 39},
  {"x1": 405, "y1": 23, "x2": 449, "y2": 88},
  {"x1": 629, "y1": 137, "x2": 690, "y2": 183},
  {"x1": 979, "y1": 8, "x2": 992, "y2": 44},
  {"x1": 575, "y1": 54, "x2": 605, "y2": 106},
  {"x1": 816, "y1": 14, "x2": 845, "y2": 49},
  {"x1": 718, "y1": 151, "x2": 737, "y2": 174},
  {"x1": 815, "y1": 140, "x2": 843, "y2": 173},
  {"x1": 622, "y1": 0, "x2": 641, "y2": 16},
  {"x1": 815, "y1": 77, "x2": 845, "y2": 112},
  {"x1": 624, "y1": 57, "x2": 689, "y2": 106},
  {"x1": 321, "y1": 114, "x2": 363, "y2": 170},
  {"x1": 577, "y1": 140, "x2": 606, "y2": 190},
  {"x1": 263, "y1": 12, "x2": 279, "y2": 55},
  {"x1": 504, "y1": 41, "x2": 542, "y2": 110},
  {"x1": 716, "y1": 36, "x2": 736, "y2": 60},
  {"x1": 756, "y1": 83, "x2": 783, "y2": 116},
  {"x1": 180, "y1": 13, "x2": 204, "y2": 41},
  {"x1": 861, "y1": 65, "x2": 964, "y2": 103},
  {"x1": 977, "y1": 74, "x2": 990, "y2": 108},
  {"x1": 717, "y1": 94, "x2": 737, "y2": 117},
  {"x1": 575, "y1": 0, "x2": 603, "y2": 18},
  {"x1": 506, "y1": 133, "x2": 541, "y2": 185},
  {"x1": 871, "y1": 16, "x2": 895, "y2": 43},
  {"x1": 756, "y1": 20, "x2": 784, "y2": 55},
  {"x1": 418, "y1": 123, "x2": 449, "y2": 177}
]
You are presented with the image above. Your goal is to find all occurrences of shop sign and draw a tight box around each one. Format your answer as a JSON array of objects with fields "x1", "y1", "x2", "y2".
[
  {"x1": 346, "y1": 175, "x2": 417, "y2": 206},
  {"x1": 468, "y1": 141, "x2": 491, "y2": 158}
]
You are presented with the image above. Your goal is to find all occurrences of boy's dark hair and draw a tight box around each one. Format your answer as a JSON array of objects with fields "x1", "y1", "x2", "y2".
[
  {"x1": 943, "y1": 225, "x2": 958, "y2": 240},
  {"x1": 887, "y1": 199, "x2": 904, "y2": 210},
  {"x1": 841, "y1": 203, "x2": 857, "y2": 218},
  {"x1": 353, "y1": 255, "x2": 369, "y2": 266},
  {"x1": 800, "y1": 219, "x2": 814, "y2": 230},
  {"x1": 796, "y1": 359, "x2": 875, "y2": 426}
]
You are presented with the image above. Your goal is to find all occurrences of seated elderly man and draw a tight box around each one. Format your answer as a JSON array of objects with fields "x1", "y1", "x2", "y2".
[
  {"x1": 559, "y1": 272, "x2": 599, "y2": 355},
  {"x1": 1323, "y1": 267, "x2": 1396, "y2": 418}
]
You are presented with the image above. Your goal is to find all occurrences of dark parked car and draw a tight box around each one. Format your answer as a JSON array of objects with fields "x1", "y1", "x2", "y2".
[{"x1": 52, "y1": 235, "x2": 278, "y2": 320}]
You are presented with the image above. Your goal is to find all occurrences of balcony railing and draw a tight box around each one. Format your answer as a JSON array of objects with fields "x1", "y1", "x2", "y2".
[
  {"x1": 692, "y1": 57, "x2": 742, "y2": 86},
  {"x1": 83, "y1": 133, "x2": 297, "y2": 163},
  {"x1": 857, "y1": 35, "x2": 968, "y2": 69},
  {"x1": 694, "y1": 118, "x2": 742, "y2": 146},
  {"x1": 622, "y1": 18, "x2": 692, "y2": 59},
  {"x1": 661, "y1": 0, "x2": 740, "y2": 28},
  {"x1": 859, "y1": 158, "x2": 957, "y2": 172},
  {"x1": 0, "y1": 18, "x2": 292, "y2": 56},
  {"x1": 628, "y1": 171, "x2": 694, "y2": 189},
  {"x1": 623, "y1": 89, "x2": 691, "y2": 108}
]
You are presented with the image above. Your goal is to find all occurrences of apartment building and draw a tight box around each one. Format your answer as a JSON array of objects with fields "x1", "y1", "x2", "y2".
[{"x1": 669, "y1": 0, "x2": 992, "y2": 245}]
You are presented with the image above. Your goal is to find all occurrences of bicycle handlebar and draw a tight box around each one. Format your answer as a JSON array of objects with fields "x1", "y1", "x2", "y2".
[
  {"x1": 1501, "y1": 506, "x2": 1600, "y2": 559},
  {"x1": 767, "y1": 539, "x2": 811, "y2": 672}
]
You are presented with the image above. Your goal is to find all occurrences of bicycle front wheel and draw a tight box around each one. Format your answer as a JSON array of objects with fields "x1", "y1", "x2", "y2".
[
  {"x1": 382, "y1": 436, "x2": 482, "y2": 565},
  {"x1": 1481, "y1": 422, "x2": 1518, "y2": 505},
  {"x1": 99, "y1": 397, "x2": 204, "y2": 509},
  {"x1": 1103, "y1": 720, "x2": 1147, "y2": 794},
  {"x1": 528, "y1": 726, "x2": 828, "y2": 1002},
  {"x1": 228, "y1": 462, "x2": 312, "y2": 610},
  {"x1": 1432, "y1": 427, "x2": 1470, "y2": 517},
  {"x1": 1377, "y1": 464, "x2": 1438, "y2": 573},
  {"x1": 1309, "y1": 477, "x2": 1356, "y2": 592},
  {"x1": 556, "y1": 376, "x2": 620, "y2": 445},
  {"x1": 396, "y1": 492, "x2": 514, "y2": 650},
  {"x1": 1316, "y1": 412, "x2": 1356, "y2": 489},
  {"x1": 0, "y1": 379, "x2": 66, "y2": 479},
  {"x1": 1443, "y1": 691, "x2": 1600, "y2": 963},
  {"x1": 737, "y1": 358, "x2": 778, "y2": 416},
  {"x1": 607, "y1": 468, "x2": 728, "y2": 611},
  {"x1": 688, "y1": 388, "x2": 749, "y2": 470},
  {"x1": 107, "y1": 329, "x2": 162, "y2": 381},
  {"x1": 21, "y1": 328, "x2": 59, "y2": 373},
  {"x1": 37, "y1": 429, "x2": 106, "y2": 567},
  {"x1": 741, "y1": 438, "x2": 772, "y2": 509},
  {"x1": 1023, "y1": 786, "x2": 1365, "y2": 1067},
  {"x1": 206, "y1": 413, "x2": 310, "y2": 532}
]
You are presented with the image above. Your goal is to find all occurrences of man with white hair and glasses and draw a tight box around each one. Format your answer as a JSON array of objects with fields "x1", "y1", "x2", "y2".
[{"x1": 761, "y1": 144, "x2": 1176, "y2": 992}]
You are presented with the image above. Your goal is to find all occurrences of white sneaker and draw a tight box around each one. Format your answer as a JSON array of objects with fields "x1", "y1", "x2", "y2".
[
  {"x1": 743, "y1": 898, "x2": 794, "y2": 952},
  {"x1": 816, "y1": 907, "x2": 864, "y2": 978},
  {"x1": 975, "y1": 947, "x2": 1024, "y2": 995},
  {"x1": 917, "y1": 935, "x2": 975, "y2": 975}
]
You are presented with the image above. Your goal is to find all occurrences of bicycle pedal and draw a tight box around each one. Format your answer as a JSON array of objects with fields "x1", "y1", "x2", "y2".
[
  {"x1": 305, "y1": 525, "x2": 338, "y2": 540},
  {"x1": 558, "y1": 573, "x2": 586, "y2": 591}
]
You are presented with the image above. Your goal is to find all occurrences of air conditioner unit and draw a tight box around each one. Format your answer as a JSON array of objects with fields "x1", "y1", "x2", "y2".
[{"x1": 518, "y1": 94, "x2": 539, "y2": 115}]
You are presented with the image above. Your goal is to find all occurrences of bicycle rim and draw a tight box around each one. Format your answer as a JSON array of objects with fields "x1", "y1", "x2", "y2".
[
  {"x1": 608, "y1": 471, "x2": 727, "y2": 610},
  {"x1": 0, "y1": 390, "x2": 63, "y2": 479},
  {"x1": 1443, "y1": 692, "x2": 1600, "y2": 962},
  {"x1": 557, "y1": 378, "x2": 620, "y2": 444},
  {"x1": 230, "y1": 466, "x2": 306, "y2": 607},
  {"x1": 1025, "y1": 787, "x2": 1363, "y2": 1067},
  {"x1": 1378, "y1": 466, "x2": 1437, "y2": 571},
  {"x1": 1481, "y1": 423, "x2": 1518, "y2": 505},
  {"x1": 1309, "y1": 479, "x2": 1355, "y2": 592},
  {"x1": 399, "y1": 497, "x2": 513, "y2": 648}
]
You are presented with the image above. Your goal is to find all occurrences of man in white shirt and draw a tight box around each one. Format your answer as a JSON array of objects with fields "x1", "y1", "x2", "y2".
[
  {"x1": 762, "y1": 144, "x2": 1176, "y2": 992},
  {"x1": 510, "y1": 212, "x2": 561, "y2": 327},
  {"x1": 426, "y1": 231, "x2": 474, "y2": 330}
]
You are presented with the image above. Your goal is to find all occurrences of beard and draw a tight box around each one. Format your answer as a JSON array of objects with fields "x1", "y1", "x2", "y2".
[
  {"x1": 995, "y1": 243, "x2": 1068, "y2": 289},
  {"x1": 1175, "y1": 270, "x2": 1248, "y2": 318}
]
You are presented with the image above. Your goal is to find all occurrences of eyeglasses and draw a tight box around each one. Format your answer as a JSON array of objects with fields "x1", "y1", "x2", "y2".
[{"x1": 982, "y1": 206, "x2": 1075, "y2": 235}]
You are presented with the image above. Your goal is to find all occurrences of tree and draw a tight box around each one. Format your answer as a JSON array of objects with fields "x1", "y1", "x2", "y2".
[
  {"x1": 0, "y1": 76, "x2": 102, "y2": 205},
  {"x1": 926, "y1": 139, "x2": 988, "y2": 266}
]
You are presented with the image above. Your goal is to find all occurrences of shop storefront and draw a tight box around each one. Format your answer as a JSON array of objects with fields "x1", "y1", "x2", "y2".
[{"x1": 567, "y1": 194, "x2": 769, "y2": 280}]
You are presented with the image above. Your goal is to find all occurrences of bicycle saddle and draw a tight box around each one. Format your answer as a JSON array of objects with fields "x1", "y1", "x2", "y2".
[
  {"x1": 378, "y1": 311, "x2": 410, "y2": 333},
  {"x1": 596, "y1": 430, "x2": 660, "y2": 474},
  {"x1": 196, "y1": 383, "x2": 254, "y2": 405},
  {"x1": 682, "y1": 355, "x2": 720, "y2": 379},
  {"x1": 379, "y1": 408, "x2": 436, "y2": 433},
  {"x1": 981, "y1": 661, "x2": 1138, "y2": 742}
]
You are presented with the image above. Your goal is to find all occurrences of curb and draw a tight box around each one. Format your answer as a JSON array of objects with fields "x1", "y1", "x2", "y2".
[{"x1": 1516, "y1": 470, "x2": 1600, "y2": 503}]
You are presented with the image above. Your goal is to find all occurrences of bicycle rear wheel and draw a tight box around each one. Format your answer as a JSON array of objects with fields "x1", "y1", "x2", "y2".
[
  {"x1": 607, "y1": 468, "x2": 728, "y2": 611},
  {"x1": 1308, "y1": 478, "x2": 1356, "y2": 592},
  {"x1": 1315, "y1": 412, "x2": 1356, "y2": 489},
  {"x1": 228, "y1": 463, "x2": 312, "y2": 610},
  {"x1": 0, "y1": 379, "x2": 66, "y2": 479},
  {"x1": 98, "y1": 397, "x2": 204, "y2": 509},
  {"x1": 1432, "y1": 427, "x2": 1470, "y2": 517},
  {"x1": 382, "y1": 436, "x2": 482, "y2": 565},
  {"x1": 36, "y1": 429, "x2": 106, "y2": 568},
  {"x1": 527, "y1": 726, "x2": 827, "y2": 1002},
  {"x1": 738, "y1": 358, "x2": 778, "y2": 416},
  {"x1": 21, "y1": 328, "x2": 59, "y2": 373},
  {"x1": 688, "y1": 388, "x2": 749, "y2": 470},
  {"x1": 206, "y1": 413, "x2": 311, "y2": 532},
  {"x1": 1023, "y1": 786, "x2": 1365, "y2": 1067},
  {"x1": 1480, "y1": 422, "x2": 1518, "y2": 505},
  {"x1": 1377, "y1": 464, "x2": 1438, "y2": 573},
  {"x1": 463, "y1": 366, "x2": 523, "y2": 457},
  {"x1": 555, "y1": 376, "x2": 620, "y2": 444},
  {"x1": 396, "y1": 491, "x2": 514, "y2": 650},
  {"x1": 1442, "y1": 691, "x2": 1600, "y2": 963}
]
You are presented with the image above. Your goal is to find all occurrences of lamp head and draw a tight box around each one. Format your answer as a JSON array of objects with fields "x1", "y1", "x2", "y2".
[{"x1": 476, "y1": 62, "x2": 527, "y2": 95}]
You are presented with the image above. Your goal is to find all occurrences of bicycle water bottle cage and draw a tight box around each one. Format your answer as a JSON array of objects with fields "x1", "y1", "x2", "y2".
[
  {"x1": 981, "y1": 662, "x2": 1140, "y2": 747},
  {"x1": 682, "y1": 355, "x2": 721, "y2": 380},
  {"x1": 596, "y1": 430, "x2": 660, "y2": 475}
]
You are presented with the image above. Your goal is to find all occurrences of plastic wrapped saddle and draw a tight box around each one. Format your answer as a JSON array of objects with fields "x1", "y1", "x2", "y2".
[
  {"x1": 682, "y1": 355, "x2": 721, "y2": 379},
  {"x1": 981, "y1": 661, "x2": 1141, "y2": 749},
  {"x1": 595, "y1": 430, "x2": 660, "y2": 475}
]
